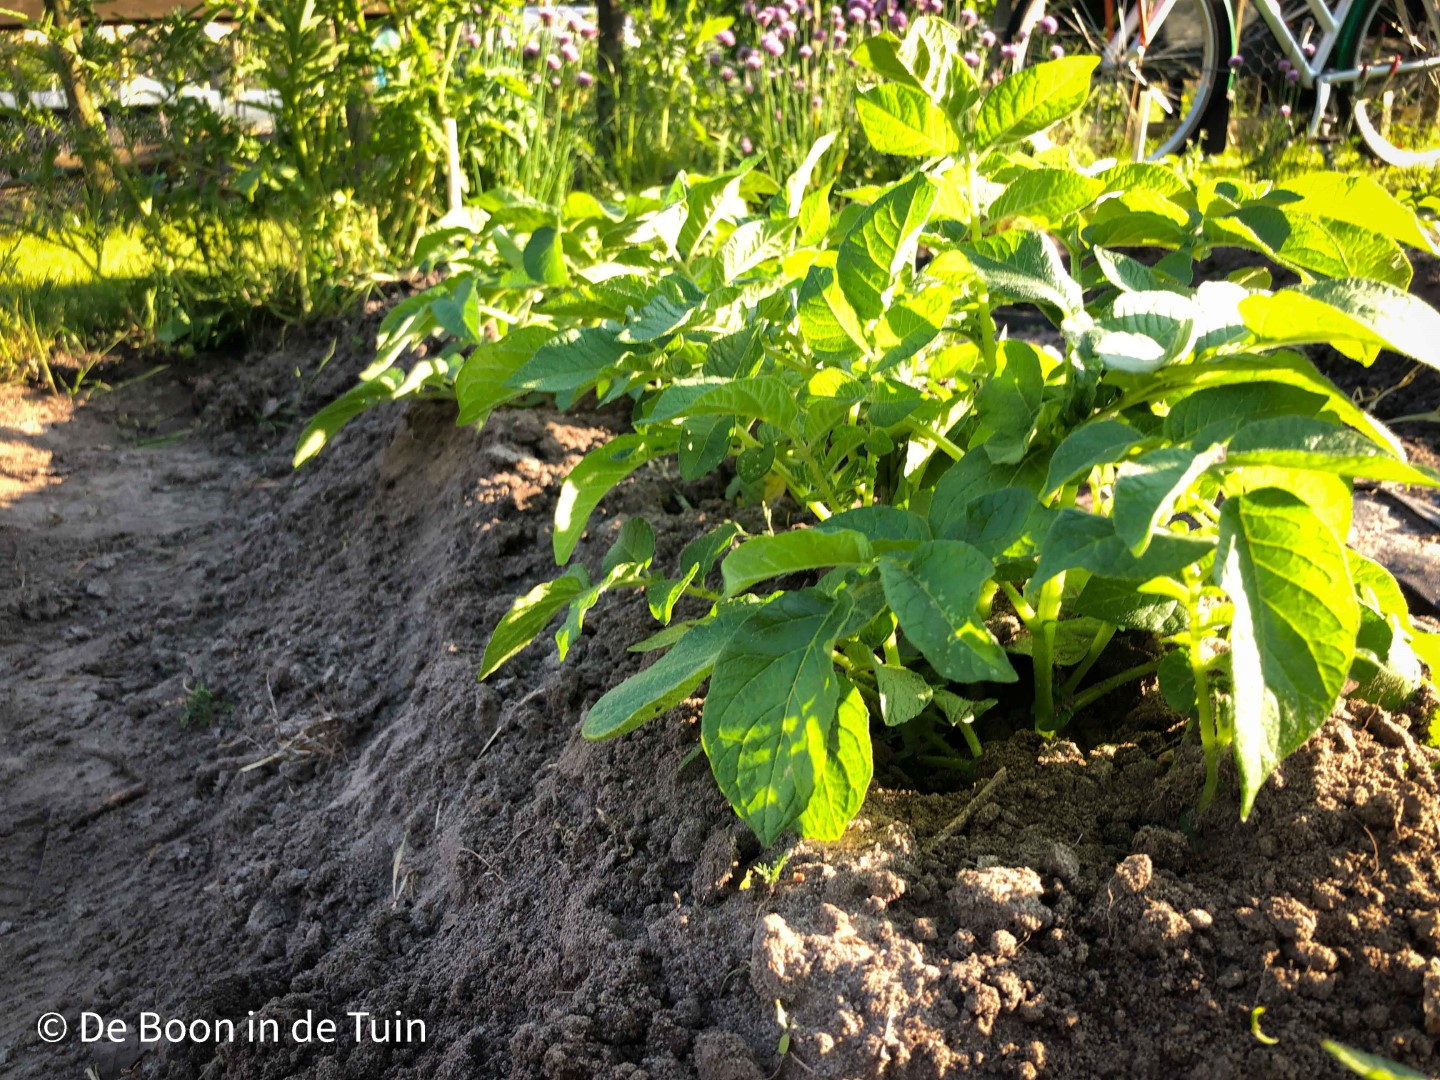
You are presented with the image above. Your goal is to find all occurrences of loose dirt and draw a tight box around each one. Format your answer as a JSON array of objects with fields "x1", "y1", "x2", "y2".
[{"x1": 2, "y1": 314, "x2": 1440, "y2": 1080}]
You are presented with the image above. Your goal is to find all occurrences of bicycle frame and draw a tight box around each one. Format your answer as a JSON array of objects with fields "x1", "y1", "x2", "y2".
[{"x1": 1107, "y1": 0, "x2": 1430, "y2": 142}]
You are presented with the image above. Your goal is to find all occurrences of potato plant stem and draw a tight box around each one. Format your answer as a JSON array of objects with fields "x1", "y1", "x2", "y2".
[
  {"x1": 1183, "y1": 570, "x2": 1222, "y2": 811},
  {"x1": 1032, "y1": 574, "x2": 1066, "y2": 734},
  {"x1": 1066, "y1": 659, "x2": 1161, "y2": 715}
]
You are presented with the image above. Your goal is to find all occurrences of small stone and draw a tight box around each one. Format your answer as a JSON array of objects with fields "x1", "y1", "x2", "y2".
[
  {"x1": 989, "y1": 929, "x2": 1020, "y2": 959},
  {"x1": 694, "y1": 1031, "x2": 765, "y2": 1080},
  {"x1": 914, "y1": 917, "x2": 938, "y2": 942},
  {"x1": 950, "y1": 867, "x2": 1053, "y2": 936},
  {"x1": 1108, "y1": 854, "x2": 1152, "y2": 898},
  {"x1": 1186, "y1": 909, "x2": 1214, "y2": 931},
  {"x1": 691, "y1": 828, "x2": 739, "y2": 905},
  {"x1": 1132, "y1": 826, "x2": 1188, "y2": 869},
  {"x1": 1411, "y1": 910, "x2": 1440, "y2": 950},
  {"x1": 1041, "y1": 842, "x2": 1081, "y2": 885},
  {"x1": 1425, "y1": 963, "x2": 1440, "y2": 1036},
  {"x1": 1368, "y1": 712, "x2": 1416, "y2": 751},
  {"x1": 751, "y1": 914, "x2": 809, "y2": 999},
  {"x1": 1265, "y1": 896, "x2": 1318, "y2": 941},
  {"x1": 1295, "y1": 941, "x2": 1338, "y2": 972},
  {"x1": 1131, "y1": 900, "x2": 1193, "y2": 958}
]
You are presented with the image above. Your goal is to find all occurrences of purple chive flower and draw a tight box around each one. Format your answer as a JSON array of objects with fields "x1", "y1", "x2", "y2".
[
  {"x1": 980, "y1": 28, "x2": 997, "y2": 46},
  {"x1": 785, "y1": 0, "x2": 800, "y2": 11},
  {"x1": 1228, "y1": 53, "x2": 1243, "y2": 68},
  {"x1": 848, "y1": 5, "x2": 866, "y2": 20},
  {"x1": 720, "y1": 64, "x2": 736, "y2": 80},
  {"x1": 831, "y1": 10, "x2": 846, "y2": 27},
  {"x1": 961, "y1": 7, "x2": 979, "y2": 26},
  {"x1": 746, "y1": 51, "x2": 764, "y2": 68},
  {"x1": 539, "y1": 8, "x2": 555, "y2": 26},
  {"x1": 708, "y1": 49, "x2": 722, "y2": 65},
  {"x1": 757, "y1": 6, "x2": 776, "y2": 25},
  {"x1": 1278, "y1": 57, "x2": 1291, "y2": 72},
  {"x1": 963, "y1": 49, "x2": 981, "y2": 65},
  {"x1": 799, "y1": 43, "x2": 814, "y2": 58},
  {"x1": 743, "y1": 1, "x2": 757, "y2": 15},
  {"x1": 1280, "y1": 103, "x2": 1292, "y2": 116},
  {"x1": 545, "y1": 52, "x2": 562, "y2": 70},
  {"x1": 1286, "y1": 67, "x2": 1300, "y2": 82},
  {"x1": 523, "y1": 41, "x2": 541, "y2": 58},
  {"x1": 560, "y1": 41, "x2": 580, "y2": 62},
  {"x1": 1039, "y1": 14, "x2": 1059, "y2": 33},
  {"x1": 891, "y1": 11, "x2": 908, "y2": 30},
  {"x1": 760, "y1": 31, "x2": 785, "y2": 55},
  {"x1": 567, "y1": 16, "x2": 581, "y2": 32},
  {"x1": 717, "y1": 27, "x2": 737, "y2": 46},
  {"x1": 576, "y1": 70, "x2": 594, "y2": 87},
  {"x1": 780, "y1": 19, "x2": 798, "y2": 38},
  {"x1": 741, "y1": 136, "x2": 754, "y2": 153},
  {"x1": 530, "y1": 71, "x2": 541, "y2": 84},
  {"x1": 1049, "y1": 43, "x2": 1064, "y2": 57},
  {"x1": 558, "y1": 31, "x2": 573, "y2": 46},
  {"x1": 775, "y1": 107, "x2": 784, "y2": 119},
  {"x1": 813, "y1": 27, "x2": 828, "y2": 41},
  {"x1": 811, "y1": 93, "x2": 823, "y2": 109},
  {"x1": 581, "y1": 24, "x2": 598, "y2": 39},
  {"x1": 1302, "y1": 41, "x2": 1316, "y2": 56},
  {"x1": 868, "y1": 18, "x2": 882, "y2": 33},
  {"x1": 743, "y1": 79, "x2": 756, "y2": 93},
  {"x1": 1000, "y1": 42, "x2": 1019, "y2": 59},
  {"x1": 832, "y1": 28, "x2": 848, "y2": 44},
  {"x1": 464, "y1": 31, "x2": 481, "y2": 47}
]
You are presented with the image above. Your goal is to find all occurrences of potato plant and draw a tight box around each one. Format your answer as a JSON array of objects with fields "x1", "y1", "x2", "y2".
[{"x1": 304, "y1": 17, "x2": 1440, "y2": 846}]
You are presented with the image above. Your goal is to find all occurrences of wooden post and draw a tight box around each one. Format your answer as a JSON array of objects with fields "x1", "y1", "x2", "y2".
[{"x1": 594, "y1": 0, "x2": 623, "y2": 157}]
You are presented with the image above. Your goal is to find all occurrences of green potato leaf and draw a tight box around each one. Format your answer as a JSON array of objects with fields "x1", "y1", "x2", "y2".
[
  {"x1": 1043, "y1": 418, "x2": 1145, "y2": 494},
  {"x1": 857, "y1": 84, "x2": 962, "y2": 157},
  {"x1": 1033, "y1": 509, "x2": 1211, "y2": 587},
  {"x1": 480, "y1": 566, "x2": 590, "y2": 679},
  {"x1": 1223, "y1": 416, "x2": 1440, "y2": 486},
  {"x1": 1113, "y1": 445, "x2": 1225, "y2": 555},
  {"x1": 721, "y1": 528, "x2": 874, "y2": 595},
  {"x1": 975, "y1": 56, "x2": 1100, "y2": 150},
  {"x1": 584, "y1": 605, "x2": 755, "y2": 740},
  {"x1": 1239, "y1": 278, "x2": 1440, "y2": 369},
  {"x1": 837, "y1": 173, "x2": 938, "y2": 322},
  {"x1": 879, "y1": 540, "x2": 1017, "y2": 683},
  {"x1": 702, "y1": 590, "x2": 854, "y2": 846},
  {"x1": 507, "y1": 326, "x2": 630, "y2": 394},
  {"x1": 794, "y1": 676, "x2": 873, "y2": 841},
  {"x1": 554, "y1": 434, "x2": 668, "y2": 564},
  {"x1": 1216, "y1": 488, "x2": 1358, "y2": 816}
]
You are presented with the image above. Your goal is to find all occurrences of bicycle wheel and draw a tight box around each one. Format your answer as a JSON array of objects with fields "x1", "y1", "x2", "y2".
[
  {"x1": 1347, "y1": 0, "x2": 1440, "y2": 166},
  {"x1": 1019, "y1": 0, "x2": 1224, "y2": 161}
]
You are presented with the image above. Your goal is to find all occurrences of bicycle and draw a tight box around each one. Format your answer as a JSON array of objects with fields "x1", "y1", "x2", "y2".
[{"x1": 995, "y1": 0, "x2": 1440, "y2": 165}]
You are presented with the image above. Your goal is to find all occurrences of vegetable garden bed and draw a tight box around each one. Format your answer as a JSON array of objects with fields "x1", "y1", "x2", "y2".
[{"x1": 1, "y1": 309, "x2": 1438, "y2": 1077}]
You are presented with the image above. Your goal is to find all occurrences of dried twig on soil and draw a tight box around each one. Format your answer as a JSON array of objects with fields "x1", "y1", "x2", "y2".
[
  {"x1": 69, "y1": 782, "x2": 148, "y2": 830},
  {"x1": 932, "y1": 767, "x2": 1008, "y2": 844}
]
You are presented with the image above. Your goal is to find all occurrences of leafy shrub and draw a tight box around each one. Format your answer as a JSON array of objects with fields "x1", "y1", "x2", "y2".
[{"x1": 307, "y1": 17, "x2": 1440, "y2": 846}]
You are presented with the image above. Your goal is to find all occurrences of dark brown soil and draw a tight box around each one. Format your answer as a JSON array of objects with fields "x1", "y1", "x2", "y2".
[{"x1": 3, "y1": 312, "x2": 1440, "y2": 1080}]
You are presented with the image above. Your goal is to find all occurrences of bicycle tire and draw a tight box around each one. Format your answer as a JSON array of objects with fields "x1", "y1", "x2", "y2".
[
  {"x1": 1346, "y1": 0, "x2": 1440, "y2": 166},
  {"x1": 1018, "y1": 0, "x2": 1225, "y2": 161}
]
